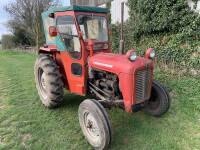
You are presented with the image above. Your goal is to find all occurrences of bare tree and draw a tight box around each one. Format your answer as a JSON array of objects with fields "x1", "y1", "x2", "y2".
[{"x1": 5, "y1": 0, "x2": 49, "y2": 48}]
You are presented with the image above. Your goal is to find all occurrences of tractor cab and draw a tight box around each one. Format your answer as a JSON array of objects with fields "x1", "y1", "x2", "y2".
[
  {"x1": 42, "y1": 5, "x2": 110, "y2": 56},
  {"x1": 41, "y1": 5, "x2": 112, "y2": 94}
]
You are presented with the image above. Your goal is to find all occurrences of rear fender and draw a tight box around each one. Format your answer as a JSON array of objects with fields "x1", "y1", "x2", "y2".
[
  {"x1": 38, "y1": 45, "x2": 57, "y2": 54},
  {"x1": 38, "y1": 46, "x2": 69, "y2": 89}
]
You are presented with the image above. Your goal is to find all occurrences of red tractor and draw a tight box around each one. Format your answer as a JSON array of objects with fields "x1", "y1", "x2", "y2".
[{"x1": 34, "y1": 5, "x2": 170, "y2": 149}]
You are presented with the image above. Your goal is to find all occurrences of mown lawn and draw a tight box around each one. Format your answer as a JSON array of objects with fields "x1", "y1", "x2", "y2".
[{"x1": 0, "y1": 51, "x2": 199, "y2": 150}]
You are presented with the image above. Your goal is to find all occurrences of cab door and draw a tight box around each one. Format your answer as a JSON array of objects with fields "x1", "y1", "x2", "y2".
[{"x1": 55, "y1": 13, "x2": 87, "y2": 95}]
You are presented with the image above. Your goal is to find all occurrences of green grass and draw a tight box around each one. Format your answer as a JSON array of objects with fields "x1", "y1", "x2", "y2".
[{"x1": 0, "y1": 51, "x2": 199, "y2": 150}]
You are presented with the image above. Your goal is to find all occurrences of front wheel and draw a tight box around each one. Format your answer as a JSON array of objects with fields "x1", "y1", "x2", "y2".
[
  {"x1": 78, "y1": 99, "x2": 112, "y2": 150},
  {"x1": 144, "y1": 80, "x2": 171, "y2": 117}
]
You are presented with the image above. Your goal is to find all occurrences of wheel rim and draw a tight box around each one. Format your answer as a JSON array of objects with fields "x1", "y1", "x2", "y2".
[
  {"x1": 41, "y1": 72, "x2": 47, "y2": 90},
  {"x1": 38, "y1": 68, "x2": 47, "y2": 99},
  {"x1": 83, "y1": 111, "x2": 101, "y2": 145}
]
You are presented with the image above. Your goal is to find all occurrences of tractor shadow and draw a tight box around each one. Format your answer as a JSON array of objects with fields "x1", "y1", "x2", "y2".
[
  {"x1": 60, "y1": 92, "x2": 88, "y2": 109},
  {"x1": 108, "y1": 108, "x2": 172, "y2": 149}
]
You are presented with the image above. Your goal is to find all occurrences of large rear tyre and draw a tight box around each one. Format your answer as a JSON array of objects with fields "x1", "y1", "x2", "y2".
[
  {"x1": 144, "y1": 80, "x2": 170, "y2": 117},
  {"x1": 34, "y1": 54, "x2": 64, "y2": 108},
  {"x1": 78, "y1": 99, "x2": 112, "y2": 150}
]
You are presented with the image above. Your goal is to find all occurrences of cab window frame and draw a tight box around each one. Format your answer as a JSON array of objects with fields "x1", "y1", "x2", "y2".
[
  {"x1": 56, "y1": 15, "x2": 82, "y2": 60},
  {"x1": 76, "y1": 14, "x2": 109, "y2": 42}
]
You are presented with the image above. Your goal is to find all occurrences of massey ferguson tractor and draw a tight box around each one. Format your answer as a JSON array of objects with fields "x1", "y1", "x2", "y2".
[{"x1": 34, "y1": 5, "x2": 170, "y2": 149}]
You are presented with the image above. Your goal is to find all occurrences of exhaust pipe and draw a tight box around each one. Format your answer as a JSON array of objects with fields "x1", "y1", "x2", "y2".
[{"x1": 119, "y1": 2, "x2": 125, "y2": 54}]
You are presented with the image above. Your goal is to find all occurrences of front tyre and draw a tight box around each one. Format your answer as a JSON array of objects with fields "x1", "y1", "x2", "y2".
[
  {"x1": 78, "y1": 99, "x2": 112, "y2": 150},
  {"x1": 144, "y1": 80, "x2": 170, "y2": 117},
  {"x1": 34, "y1": 54, "x2": 64, "y2": 108}
]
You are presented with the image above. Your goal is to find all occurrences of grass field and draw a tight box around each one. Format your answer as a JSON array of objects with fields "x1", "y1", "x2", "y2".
[{"x1": 0, "y1": 51, "x2": 199, "y2": 150}]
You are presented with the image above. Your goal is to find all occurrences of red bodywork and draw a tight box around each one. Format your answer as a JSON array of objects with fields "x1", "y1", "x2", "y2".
[
  {"x1": 39, "y1": 10, "x2": 154, "y2": 113},
  {"x1": 89, "y1": 53, "x2": 154, "y2": 112}
]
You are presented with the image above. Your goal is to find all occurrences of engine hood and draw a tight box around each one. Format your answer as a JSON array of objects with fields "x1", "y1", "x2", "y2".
[{"x1": 89, "y1": 53, "x2": 153, "y2": 74}]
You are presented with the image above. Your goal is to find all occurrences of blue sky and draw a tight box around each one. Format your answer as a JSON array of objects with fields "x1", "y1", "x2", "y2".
[
  {"x1": 0, "y1": 0, "x2": 70, "y2": 39},
  {"x1": 0, "y1": 0, "x2": 13, "y2": 39}
]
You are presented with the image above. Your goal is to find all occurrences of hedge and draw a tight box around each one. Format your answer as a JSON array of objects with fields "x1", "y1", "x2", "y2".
[{"x1": 111, "y1": 0, "x2": 200, "y2": 69}]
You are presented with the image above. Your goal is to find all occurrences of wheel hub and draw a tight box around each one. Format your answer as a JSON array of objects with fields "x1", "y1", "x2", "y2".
[
  {"x1": 84, "y1": 113, "x2": 101, "y2": 142},
  {"x1": 41, "y1": 73, "x2": 47, "y2": 90},
  {"x1": 38, "y1": 68, "x2": 48, "y2": 99}
]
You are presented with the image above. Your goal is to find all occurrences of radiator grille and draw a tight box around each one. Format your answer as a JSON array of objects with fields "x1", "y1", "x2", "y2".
[{"x1": 135, "y1": 66, "x2": 152, "y2": 102}]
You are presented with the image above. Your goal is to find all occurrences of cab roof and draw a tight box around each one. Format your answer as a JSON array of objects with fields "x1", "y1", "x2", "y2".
[{"x1": 48, "y1": 5, "x2": 109, "y2": 14}]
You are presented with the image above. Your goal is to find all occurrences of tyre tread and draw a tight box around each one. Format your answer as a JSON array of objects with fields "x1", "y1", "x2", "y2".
[{"x1": 34, "y1": 54, "x2": 64, "y2": 108}]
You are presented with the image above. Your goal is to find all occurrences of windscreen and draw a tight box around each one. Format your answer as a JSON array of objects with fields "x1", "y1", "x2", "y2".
[{"x1": 77, "y1": 15, "x2": 108, "y2": 42}]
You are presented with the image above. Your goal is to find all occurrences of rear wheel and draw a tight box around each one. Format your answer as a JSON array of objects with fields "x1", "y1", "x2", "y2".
[
  {"x1": 34, "y1": 54, "x2": 64, "y2": 108},
  {"x1": 144, "y1": 80, "x2": 170, "y2": 117},
  {"x1": 78, "y1": 99, "x2": 112, "y2": 150}
]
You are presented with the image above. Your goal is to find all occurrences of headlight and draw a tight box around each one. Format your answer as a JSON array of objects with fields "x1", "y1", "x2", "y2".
[
  {"x1": 145, "y1": 48, "x2": 156, "y2": 59},
  {"x1": 150, "y1": 49, "x2": 155, "y2": 59},
  {"x1": 129, "y1": 51, "x2": 137, "y2": 61},
  {"x1": 126, "y1": 50, "x2": 137, "y2": 61}
]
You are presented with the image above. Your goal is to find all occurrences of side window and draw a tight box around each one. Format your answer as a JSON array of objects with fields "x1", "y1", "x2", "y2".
[
  {"x1": 71, "y1": 63, "x2": 82, "y2": 76},
  {"x1": 56, "y1": 16, "x2": 81, "y2": 59}
]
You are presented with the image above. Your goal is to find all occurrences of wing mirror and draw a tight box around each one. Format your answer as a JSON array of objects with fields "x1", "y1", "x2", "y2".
[{"x1": 49, "y1": 26, "x2": 57, "y2": 37}]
